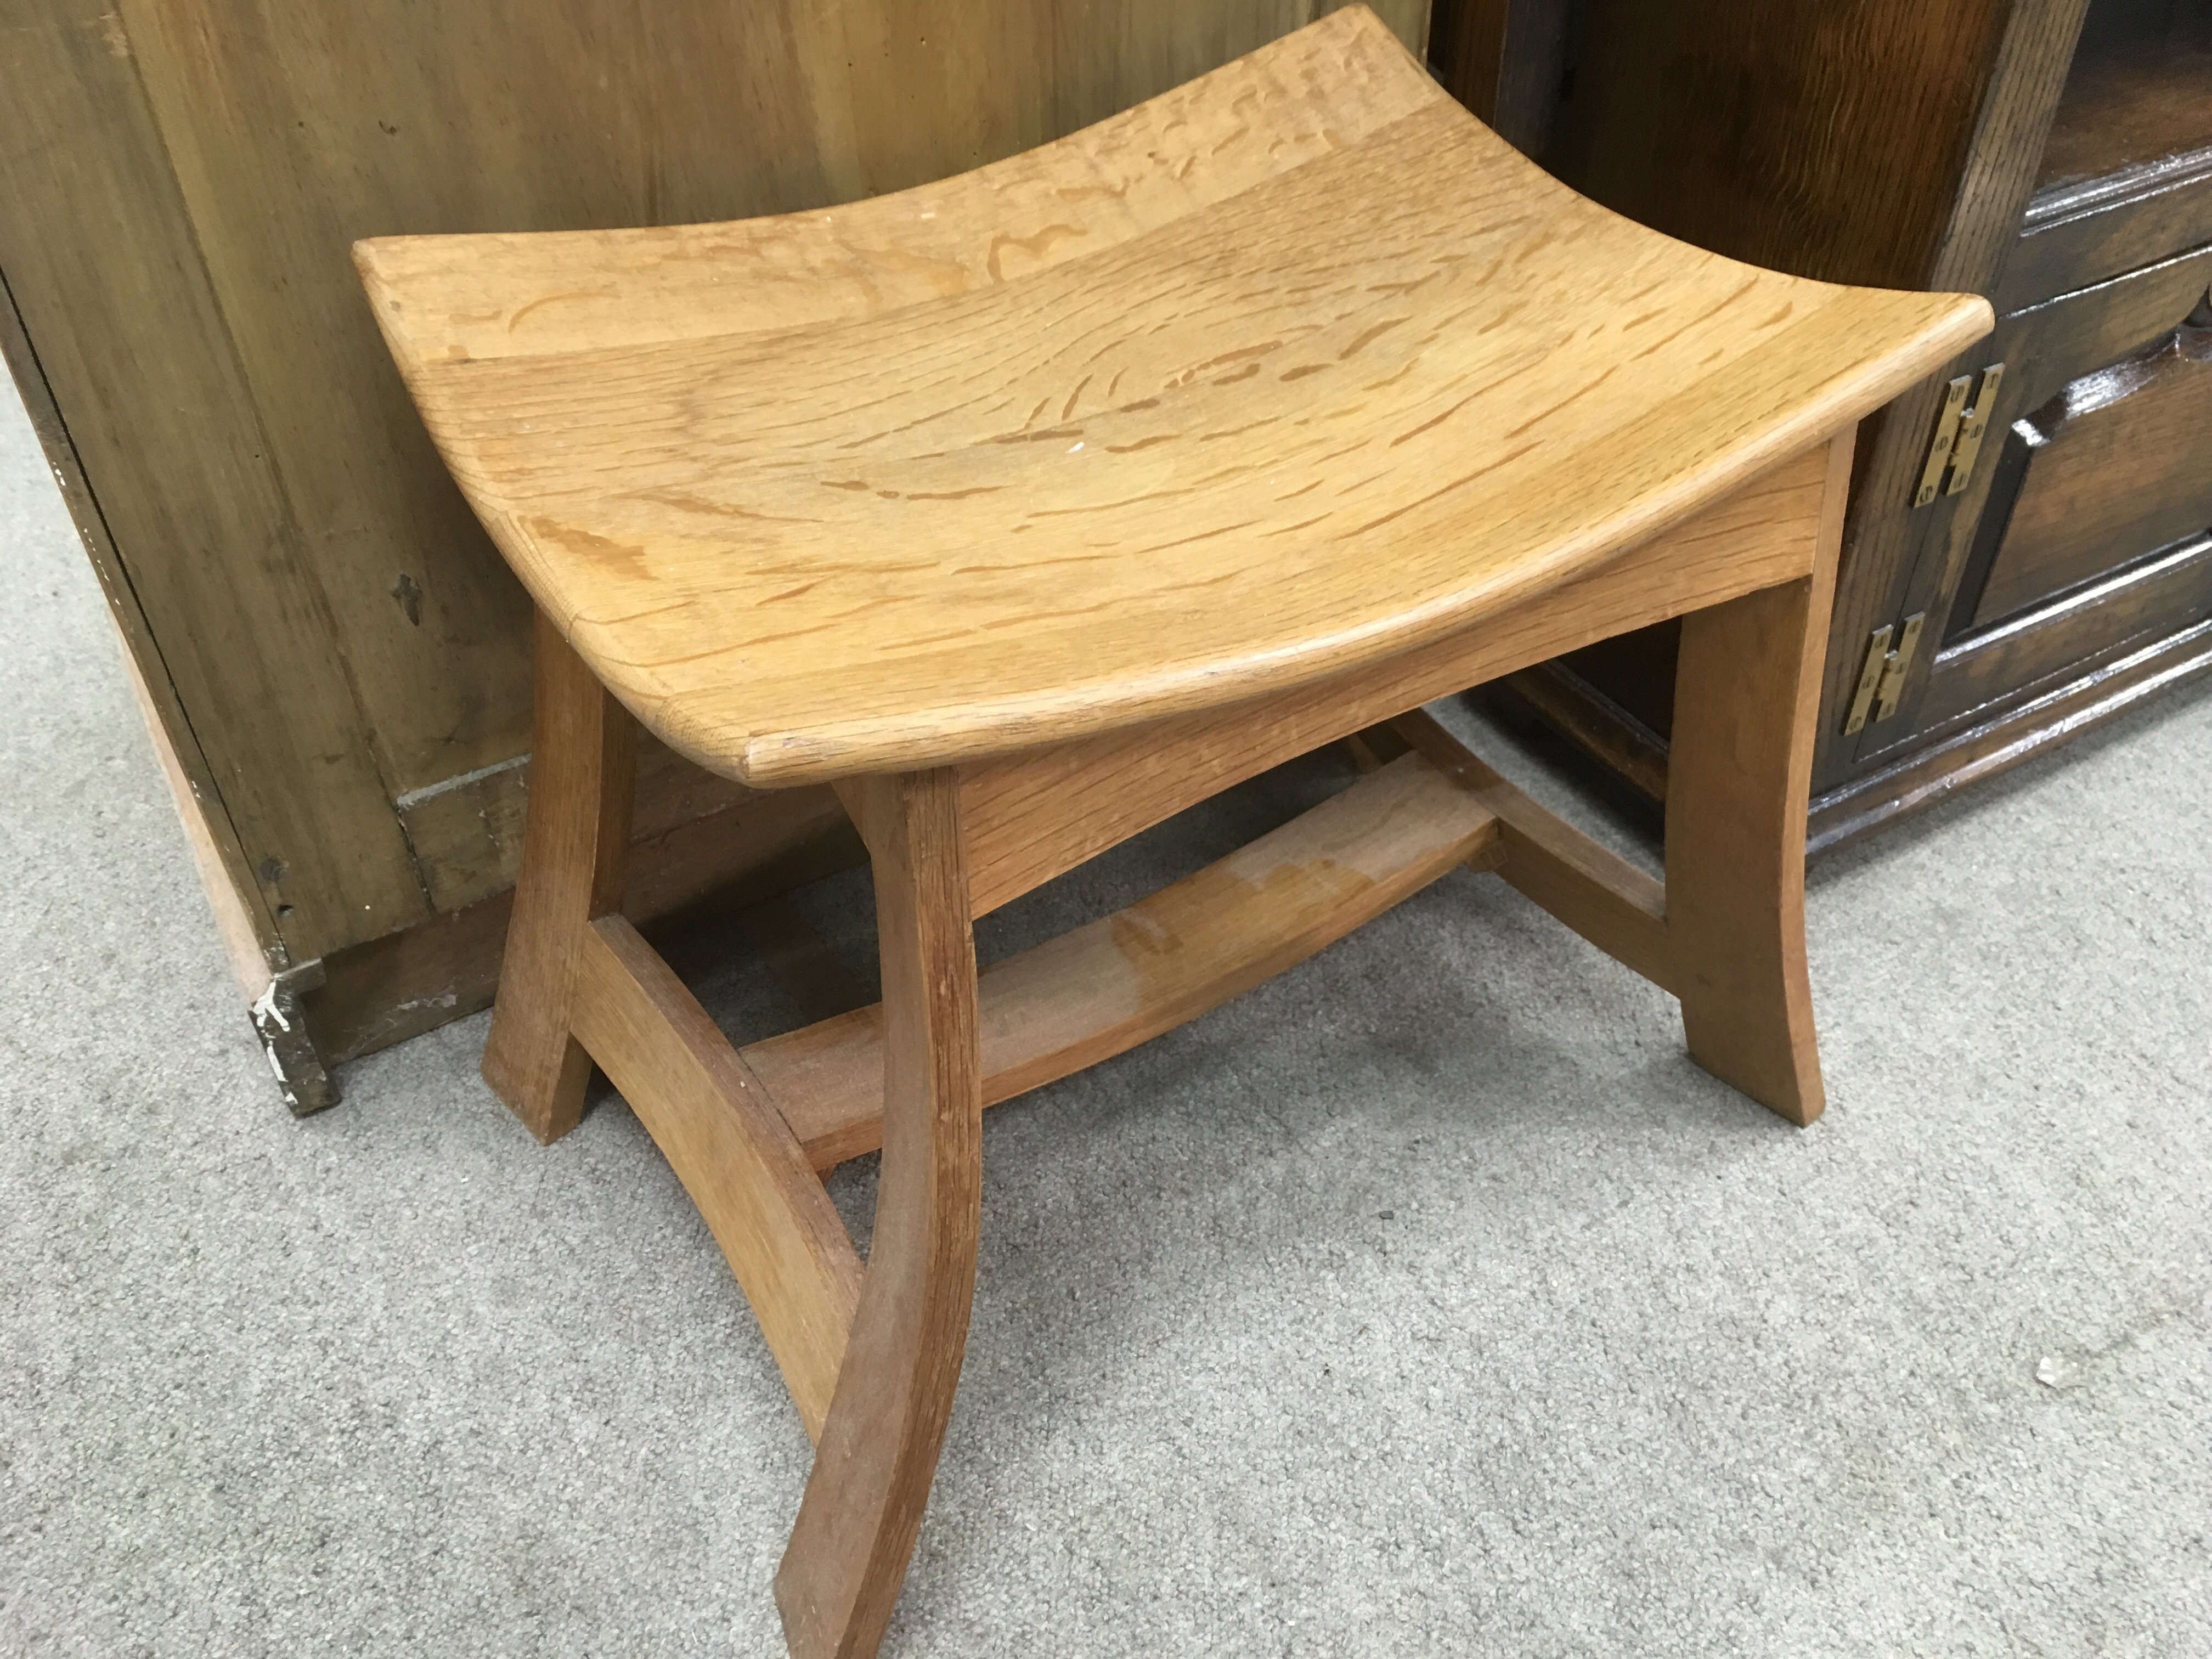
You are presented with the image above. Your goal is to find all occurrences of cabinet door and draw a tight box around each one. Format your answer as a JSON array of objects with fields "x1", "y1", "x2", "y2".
[{"x1": 1867, "y1": 241, "x2": 2212, "y2": 752}]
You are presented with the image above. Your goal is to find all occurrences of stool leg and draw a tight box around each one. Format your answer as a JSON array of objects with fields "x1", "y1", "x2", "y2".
[
  {"x1": 481, "y1": 608, "x2": 636, "y2": 1143},
  {"x1": 777, "y1": 768, "x2": 980, "y2": 1659},
  {"x1": 1664, "y1": 574, "x2": 1829, "y2": 1125}
]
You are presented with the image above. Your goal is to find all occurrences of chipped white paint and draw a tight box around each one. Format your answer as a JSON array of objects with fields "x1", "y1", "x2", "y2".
[
  {"x1": 250, "y1": 979, "x2": 291, "y2": 1032},
  {"x1": 392, "y1": 751, "x2": 530, "y2": 812}
]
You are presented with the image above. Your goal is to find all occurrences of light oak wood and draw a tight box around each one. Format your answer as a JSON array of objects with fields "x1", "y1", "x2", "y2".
[
  {"x1": 359, "y1": 7, "x2": 1987, "y2": 789},
  {"x1": 373, "y1": 15, "x2": 1996, "y2": 1652},
  {"x1": 1660, "y1": 433, "x2": 1854, "y2": 1124},
  {"x1": 775, "y1": 770, "x2": 981, "y2": 1659},
  {"x1": 1384, "y1": 709, "x2": 1674, "y2": 990},
  {"x1": 1667, "y1": 579, "x2": 1829, "y2": 1121},
  {"x1": 752, "y1": 748, "x2": 1506, "y2": 1171},
  {"x1": 479, "y1": 610, "x2": 636, "y2": 1142},
  {"x1": 959, "y1": 439, "x2": 1836, "y2": 915},
  {"x1": 571, "y1": 917, "x2": 862, "y2": 1441}
]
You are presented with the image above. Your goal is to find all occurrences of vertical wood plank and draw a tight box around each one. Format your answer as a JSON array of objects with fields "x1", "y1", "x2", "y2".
[
  {"x1": 479, "y1": 610, "x2": 636, "y2": 1144},
  {"x1": 1050, "y1": 1, "x2": 1427, "y2": 136},
  {"x1": 1429, "y1": 0, "x2": 1568, "y2": 154},
  {"x1": 1927, "y1": 0, "x2": 2095, "y2": 296},
  {"x1": 0, "y1": 1, "x2": 430, "y2": 957},
  {"x1": 1844, "y1": 0, "x2": 2098, "y2": 757},
  {"x1": 1824, "y1": 0, "x2": 2092, "y2": 779},
  {"x1": 0, "y1": 264, "x2": 282, "y2": 975},
  {"x1": 776, "y1": 768, "x2": 980, "y2": 1659}
]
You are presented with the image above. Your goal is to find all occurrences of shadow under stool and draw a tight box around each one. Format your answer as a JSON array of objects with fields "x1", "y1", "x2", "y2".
[{"x1": 356, "y1": 9, "x2": 1989, "y2": 1654}]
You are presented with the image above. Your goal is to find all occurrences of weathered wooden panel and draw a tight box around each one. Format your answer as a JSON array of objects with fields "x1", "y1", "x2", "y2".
[
  {"x1": 1, "y1": 0, "x2": 1426, "y2": 976},
  {"x1": 398, "y1": 735, "x2": 783, "y2": 915},
  {"x1": 0, "y1": 2, "x2": 432, "y2": 955}
]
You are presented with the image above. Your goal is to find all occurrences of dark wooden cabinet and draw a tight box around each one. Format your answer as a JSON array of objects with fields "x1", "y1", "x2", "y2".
[
  {"x1": 1436, "y1": 0, "x2": 2212, "y2": 848},
  {"x1": 1906, "y1": 249, "x2": 2212, "y2": 732}
]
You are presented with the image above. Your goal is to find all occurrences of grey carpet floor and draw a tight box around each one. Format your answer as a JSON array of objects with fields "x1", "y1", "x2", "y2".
[{"x1": 3, "y1": 362, "x2": 2209, "y2": 1659}]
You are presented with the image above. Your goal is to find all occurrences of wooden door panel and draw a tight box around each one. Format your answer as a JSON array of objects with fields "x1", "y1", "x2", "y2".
[
  {"x1": 1922, "y1": 529, "x2": 2212, "y2": 730},
  {"x1": 1962, "y1": 299, "x2": 2212, "y2": 627},
  {"x1": 1998, "y1": 156, "x2": 2212, "y2": 311},
  {"x1": 1993, "y1": 245, "x2": 2212, "y2": 413}
]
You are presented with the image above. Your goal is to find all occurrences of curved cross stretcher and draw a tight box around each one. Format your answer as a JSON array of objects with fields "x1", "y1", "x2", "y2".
[{"x1": 357, "y1": 10, "x2": 1989, "y2": 1654}]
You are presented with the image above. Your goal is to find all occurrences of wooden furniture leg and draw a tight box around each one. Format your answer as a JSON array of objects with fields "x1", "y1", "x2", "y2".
[
  {"x1": 481, "y1": 607, "x2": 637, "y2": 1143},
  {"x1": 1664, "y1": 565, "x2": 1833, "y2": 1125},
  {"x1": 776, "y1": 768, "x2": 983, "y2": 1659}
]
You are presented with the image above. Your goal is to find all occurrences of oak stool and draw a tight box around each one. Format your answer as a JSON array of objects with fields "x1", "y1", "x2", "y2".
[{"x1": 358, "y1": 10, "x2": 1989, "y2": 1654}]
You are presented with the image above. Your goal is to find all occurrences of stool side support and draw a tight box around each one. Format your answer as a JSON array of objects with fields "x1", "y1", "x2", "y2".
[
  {"x1": 1384, "y1": 710, "x2": 1675, "y2": 990},
  {"x1": 1662, "y1": 428, "x2": 1855, "y2": 1124},
  {"x1": 482, "y1": 608, "x2": 637, "y2": 1142},
  {"x1": 751, "y1": 749, "x2": 1508, "y2": 1170},
  {"x1": 777, "y1": 768, "x2": 982, "y2": 1659},
  {"x1": 570, "y1": 916, "x2": 863, "y2": 1439}
]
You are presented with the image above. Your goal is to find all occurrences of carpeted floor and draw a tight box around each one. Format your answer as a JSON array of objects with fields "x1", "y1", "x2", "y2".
[{"x1": 3, "y1": 366, "x2": 2208, "y2": 1658}]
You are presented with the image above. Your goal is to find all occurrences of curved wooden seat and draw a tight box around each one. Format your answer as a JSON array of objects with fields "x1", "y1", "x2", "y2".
[{"x1": 358, "y1": 6, "x2": 1985, "y2": 788}]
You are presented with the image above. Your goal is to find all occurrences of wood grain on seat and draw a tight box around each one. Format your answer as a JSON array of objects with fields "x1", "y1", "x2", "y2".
[{"x1": 357, "y1": 5, "x2": 1988, "y2": 788}]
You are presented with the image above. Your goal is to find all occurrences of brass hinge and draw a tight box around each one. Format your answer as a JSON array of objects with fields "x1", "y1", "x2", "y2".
[
  {"x1": 1912, "y1": 376, "x2": 1972, "y2": 506},
  {"x1": 1841, "y1": 612, "x2": 1926, "y2": 735},
  {"x1": 1911, "y1": 362, "x2": 2005, "y2": 506}
]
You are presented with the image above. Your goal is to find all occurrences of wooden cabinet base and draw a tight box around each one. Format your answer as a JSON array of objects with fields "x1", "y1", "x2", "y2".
[
  {"x1": 1808, "y1": 608, "x2": 2212, "y2": 852},
  {"x1": 300, "y1": 811, "x2": 866, "y2": 1086}
]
